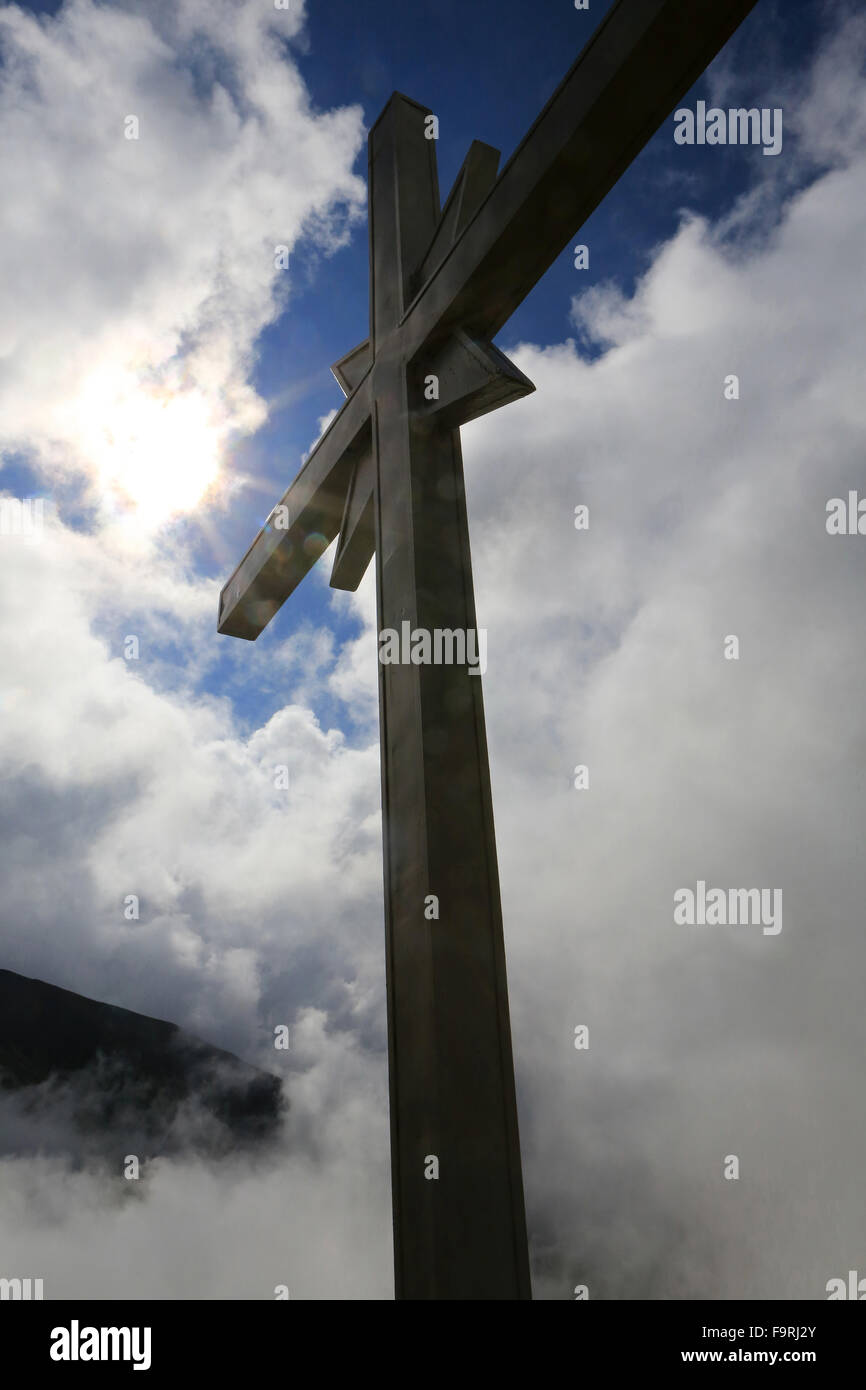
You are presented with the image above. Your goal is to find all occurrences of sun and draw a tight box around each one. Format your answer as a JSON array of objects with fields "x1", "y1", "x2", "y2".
[{"x1": 74, "y1": 367, "x2": 225, "y2": 526}]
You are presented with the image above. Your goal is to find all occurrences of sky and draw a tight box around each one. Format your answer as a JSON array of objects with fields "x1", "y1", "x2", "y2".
[{"x1": 0, "y1": 0, "x2": 864, "y2": 1299}]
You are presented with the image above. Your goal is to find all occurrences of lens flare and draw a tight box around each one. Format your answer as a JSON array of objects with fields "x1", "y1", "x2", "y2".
[{"x1": 73, "y1": 367, "x2": 225, "y2": 526}]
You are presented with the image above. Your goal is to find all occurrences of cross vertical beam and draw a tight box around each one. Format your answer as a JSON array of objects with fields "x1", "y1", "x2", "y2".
[{"x1": 370, "y1": 97, "x2": 531, "y2": 1300}]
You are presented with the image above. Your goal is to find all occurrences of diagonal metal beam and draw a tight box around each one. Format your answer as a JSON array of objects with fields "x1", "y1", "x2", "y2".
[
  {"x1": 329, "y1": 442, "x2": 375, "y2": 592},
  {"x1": 417, "y1": 331, "x2": 535, "y2": 431},
  {"x1": 414, "y1": 140, "x2": 500, "y2": 293},
  {"x1": 217, "y1": 373, "x2": 371, "y2": 639},
  {"x1": 331, "y1": 339, "x2": 373, "y2": 397},
  {"x1": 403, "y1": 0, "x2": 760, "y2": 355}
]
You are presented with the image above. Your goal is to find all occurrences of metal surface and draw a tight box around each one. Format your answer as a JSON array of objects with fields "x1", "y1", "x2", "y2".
[
  {"x1": 368, "y1": 95, "x2": 532, "y2": 1298},
  {"x1": 219, "y1": 0, "x2": 761, "y2": 1298}
]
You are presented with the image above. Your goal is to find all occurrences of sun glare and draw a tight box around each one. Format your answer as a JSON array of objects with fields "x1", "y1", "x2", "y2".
[{"x1": 75, "y1": 368, "x2": 225, "y2": 526}]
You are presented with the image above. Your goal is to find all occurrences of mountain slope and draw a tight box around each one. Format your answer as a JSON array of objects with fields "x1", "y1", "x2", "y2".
[{"x1": 0, "y1": 968, "x2": 284, "y2": 1159}]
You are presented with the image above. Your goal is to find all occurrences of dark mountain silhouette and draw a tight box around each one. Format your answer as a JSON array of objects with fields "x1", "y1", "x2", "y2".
[{"x1": 0, "y1": 968, "x2": 284, "y2": 1160}]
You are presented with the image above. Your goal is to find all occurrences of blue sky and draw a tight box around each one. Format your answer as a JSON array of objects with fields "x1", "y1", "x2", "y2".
[{"x1": 1, "y1": 0, "x2": 866, "y2": 1300}]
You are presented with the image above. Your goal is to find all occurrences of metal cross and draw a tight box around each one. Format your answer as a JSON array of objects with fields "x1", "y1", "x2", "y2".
[{"x1": 219, "y1": 0, "x2": 760, "y2": 1299}]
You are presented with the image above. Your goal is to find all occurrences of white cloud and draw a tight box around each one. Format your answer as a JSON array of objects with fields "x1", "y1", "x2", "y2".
[
  {"x1": 0, "y1": 0, "x2": 365, "y2": 518},
  {"x1": 457, "y1": 18, "x2": 866, "y2": 1297},
  {"x1": 0, "y1": 1013, "x2": 392, "y2": 1298}
]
